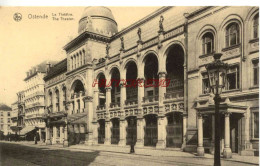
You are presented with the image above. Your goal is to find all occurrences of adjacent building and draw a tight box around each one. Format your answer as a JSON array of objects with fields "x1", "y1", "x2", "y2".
[
  {"x1": 0, "y1": 104, "x2": 13, "y2": 136},
  {"x1": 40, "y1": 6, "x2": 258, "y2": 157}
]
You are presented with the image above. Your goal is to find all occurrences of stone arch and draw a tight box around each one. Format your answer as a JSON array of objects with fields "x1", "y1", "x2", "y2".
[
  {"x1": 69, "y1": 75, "x2": 86, "y2": 97},
  {"x1": 245, "y1": 7, "x2": 259, "y2": 39}
]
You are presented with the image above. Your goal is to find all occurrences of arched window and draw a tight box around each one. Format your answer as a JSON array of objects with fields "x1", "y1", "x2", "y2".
[
  {"x1": 253, "y1": 14, "x2": 259, "y2": 39},
  {"x1": 202, "y1": 32, "x2": 214, "y2": 54},
  {"x1": 225, "y1": 23, "x2": 240, "y2": 47}
]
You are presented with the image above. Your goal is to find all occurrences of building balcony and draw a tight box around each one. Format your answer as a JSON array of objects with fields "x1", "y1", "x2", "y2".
[
  {"x1": 164, "y1": 90, "x2": 184, "y2": 100},
  {"x1": 125, "y1": 99, "x2": 138, "y2": 106},
  {"x1": 110, "y1": 102, "x2": 120, "y2": 108},
  {"x1": 143, "y1": 95, "x2": 159, "y2": 103}
]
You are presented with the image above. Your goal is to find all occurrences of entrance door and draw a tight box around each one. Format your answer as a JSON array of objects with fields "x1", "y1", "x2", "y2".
[
  {"x1": 126, "y1": 117, "x2": 137, "y2": 145},
  {"x1": 166, "y1": 112, "x2": 183, "y2": 148},
  {"x1": 111, "y1": 118, "x2": 120, "y2": 144},
  {"x1": 144, "y1": 114, "x2": 158, "y2": 146},
  {"x1": 98, "y1": 120, "x2": 105, "y2": 144},
  {"x1": 230, "y1": 114, "x2": 240, "y2": 153}
]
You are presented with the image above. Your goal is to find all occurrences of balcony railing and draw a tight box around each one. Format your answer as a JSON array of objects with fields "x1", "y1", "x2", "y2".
[
  {"x1": 110, "y1": 102, "x2": 120, "y2": 108},
  {"x1": 164, "y1": 90, "x2": 184, "y2": 99},
  {"x1": 125, "y1": 99, "x2": 138, "y2": 105},
  {"x1": 143, "y1": 95, "x2": 159, "y2": 103},
  {"x1": 97, "y1": 105, "x2": 106, "y2": 111}
]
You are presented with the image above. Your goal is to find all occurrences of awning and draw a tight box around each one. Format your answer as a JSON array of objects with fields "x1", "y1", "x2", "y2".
[
  {"x1": 68, "y1": 113, "x2": 87, "y2": 125},
  {"x1": 19, "y1": 126, "x2": 36, "y2": 135}
]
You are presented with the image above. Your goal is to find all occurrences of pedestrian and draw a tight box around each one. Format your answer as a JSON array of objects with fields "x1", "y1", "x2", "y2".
[{"x1": 34, "y1": 135, "x2": 37, "y2": 144}]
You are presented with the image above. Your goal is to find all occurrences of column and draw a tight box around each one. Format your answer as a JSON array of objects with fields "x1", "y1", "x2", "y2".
[
  {"x1": 74, "y1": 93, "x2": 77, "y2": 114},
  {"x1": 158, "y1": 72, "x2": 166, "y2": 114},
  {"x1": 223, "y1": 113, "x2": 232, "y2": 158},
  {"x1": 45, "y1": 126, "x2": 51, "y2": 145},
  {"x1": 60, "y1": 126, "x2": 63, "y2": 143},
  {"x1": 210, "y1": 114, "x2": 215, "y2": 154},
  {"x1": 156, "y1": 116, "x2": 167, "y2": 149},
  {"x1": 118, "y1": 118, "x2": 127, "y2": 146},
  {"x1": 92, "y1": 88, "x2": 99, "y2": 145},
  {"x1": 39, "y1": 128, "x2": 42, "y2": 142},
  {"x1": 120, "y1": 84, "x2": 126, "y2": 110},
  {"x1": 197, "y1": 113, "x2": 204, "y2": 156},
  {"x1": 63, "y1": 123, "x2": 69, "y2": 147},
  {"x1": 181, "y1": 114, "x2": 187, "y2": 150},
  {"x1": 241, "y1": 110, "x2": 254, "y2": 155},
  {"x1": 135, "y1": 117, "x2": 145, "y2": 147},
  {"x1": 137, "y1": 78, "x2": 144, "y2": 110},
  {"x1": 104, "y1": 120, "x2": 111, "y2": 145},
  {"x1": 53, "y1": 126, "x2": 57, "y2": 144},
  {"x1": 79, "y1": 91, "x2": 84, "y2": 113},
  {"x1": 105, "y1": 87, "x2": 112, "y2": 110}
]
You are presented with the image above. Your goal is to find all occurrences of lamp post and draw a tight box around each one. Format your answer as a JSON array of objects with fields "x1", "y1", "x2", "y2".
[{"x1": 206, "y1": 53, "x2": 228, "y2": 166}]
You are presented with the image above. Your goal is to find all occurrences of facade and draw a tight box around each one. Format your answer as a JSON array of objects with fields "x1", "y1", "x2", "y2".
[
  {"x1": 44, "y1": 6, "x2": 259, "y2": 157},
  {"x1": 10, "y1": 91, "x2": 26, "y2": 136},
  {"x1": 22, "y1": 61, "x2": 54, "y2": 141},
  {"x1": 0, "y1": 104, "x2": 13, "y2": 136}
]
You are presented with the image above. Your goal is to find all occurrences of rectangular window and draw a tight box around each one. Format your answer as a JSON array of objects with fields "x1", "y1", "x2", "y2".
[
  {"x1": 8, "y1": 118, "x2": 10, "y2": 123},
  {"x1": 8, "y1": 112, "x2": 10, "y2": 116},
  {"x1": 225, "y1": 66, "x2": 239, "y2": 90},
  {"x1": 253, "y1": 112, "x2": 259, "y2": 138},
  {"x1": 253, "y1": 59, "x2": 259, "y2": 86},
  {"x1": 202, "y1": 73, "x2": 210, "y2": 94}
]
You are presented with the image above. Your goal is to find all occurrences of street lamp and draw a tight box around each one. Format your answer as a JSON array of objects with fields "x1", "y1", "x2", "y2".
[{"x1": 206, "y1": 53, "x2": 228, "y2": 166}]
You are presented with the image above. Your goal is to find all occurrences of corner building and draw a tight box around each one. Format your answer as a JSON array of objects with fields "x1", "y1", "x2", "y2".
[{"x1": 44, "y1": 6, "x2": 259, "y2": 156}]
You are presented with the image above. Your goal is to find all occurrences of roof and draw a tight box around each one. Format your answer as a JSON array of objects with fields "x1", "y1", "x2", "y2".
[
  {"x1": 0, "y1": 104, "x2": 12, "y2": 111},
  {"x1": 44, "y1": 58, "x2": 67, "y2": 81}
]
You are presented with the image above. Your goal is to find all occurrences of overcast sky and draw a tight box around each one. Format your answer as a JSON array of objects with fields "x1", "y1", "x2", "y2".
[{"x1": 0, "y1": 7, "x2": 160, "y2": 106}]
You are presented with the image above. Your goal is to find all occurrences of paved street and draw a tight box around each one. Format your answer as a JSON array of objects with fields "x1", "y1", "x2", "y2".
[{"x1": 0, "y1": 142, "x2": 258, "y2": 166}]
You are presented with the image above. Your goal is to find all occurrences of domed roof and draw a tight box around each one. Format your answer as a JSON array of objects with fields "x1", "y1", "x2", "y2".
[{"x1": 78, "y1": 6, "x2": 118, "y2": 36}]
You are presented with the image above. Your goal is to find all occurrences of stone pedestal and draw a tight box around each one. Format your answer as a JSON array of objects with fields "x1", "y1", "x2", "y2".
[{"x1": 85, "y1": 132, "x2": 94, "y2": 145}]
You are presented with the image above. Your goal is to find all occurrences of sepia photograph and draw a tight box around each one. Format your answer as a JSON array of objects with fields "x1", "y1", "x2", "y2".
[{"x1": 0, "y1": 4, "x2": 259, "y2": 166}]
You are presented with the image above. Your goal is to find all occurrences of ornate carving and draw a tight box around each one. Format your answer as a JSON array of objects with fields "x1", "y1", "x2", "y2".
[
  {"x1": 83, "y1": 96, "x2": 93, "y2": 102},
  {"x1": 137, "y1": 27, "x2": 142, "y2": 44}
]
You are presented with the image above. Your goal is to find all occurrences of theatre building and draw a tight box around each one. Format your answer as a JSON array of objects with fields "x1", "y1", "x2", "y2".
[{"x1": 44, "y1": 6, "x2": 259, "y2": 156}]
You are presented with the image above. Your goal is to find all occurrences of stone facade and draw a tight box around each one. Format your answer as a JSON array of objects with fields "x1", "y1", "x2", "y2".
[{"x1": 43, "y1": 6, "x2": 259, "y2": 156}]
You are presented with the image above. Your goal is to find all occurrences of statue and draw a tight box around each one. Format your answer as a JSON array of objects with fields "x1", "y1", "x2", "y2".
[
  {"x1": 137, "y1": 27, "x2": 142, "y2": 42},
  {"x1": 120, "y1": 36, "x2": 124, "y2": 51},
  {"x1": 159, "y1": 15, "x2": 164, "y2": 32},
  {"x1": 106, "y1": 43, "x2": 110, "y2": 58}
]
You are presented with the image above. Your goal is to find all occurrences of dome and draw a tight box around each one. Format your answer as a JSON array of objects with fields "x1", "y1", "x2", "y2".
[{"x1": 78, "y1": 7, "x2": 118, "y2": 36}]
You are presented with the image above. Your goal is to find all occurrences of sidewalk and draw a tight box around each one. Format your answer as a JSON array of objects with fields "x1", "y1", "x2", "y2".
[{"x1": 1, "y1": 141, "x2": 259, "y2": 165}]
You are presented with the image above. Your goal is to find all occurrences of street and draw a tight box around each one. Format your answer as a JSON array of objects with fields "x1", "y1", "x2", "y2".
[{"x1": 0, "y1": 142, "x2": 258, "y2": 166}]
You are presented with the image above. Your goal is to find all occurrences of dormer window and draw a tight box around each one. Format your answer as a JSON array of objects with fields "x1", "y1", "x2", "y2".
[
  {"x1": 225, "y1": 23, "x2": 240, "y2": 47},
  {"x1": 202, "y1": 32, "x2": 214, "y2": 55}
]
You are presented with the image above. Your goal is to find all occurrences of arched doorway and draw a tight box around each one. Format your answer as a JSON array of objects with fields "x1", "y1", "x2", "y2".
[
  {"x1": 144, "y1": 54, "x2": 159, "y2": 102},
  {"x1": 165, "y1": 44, "x2": 184, "y2": 98},
  {"x1": 144, "y1": 114, "x2": 158, "y2": 146},
  {"x1": 98, "y1": 119, "x2": 105, "y2": 144},
  {"x1": 110, "y1": 68, "x2": 121, "y2": 107},
  {"x1": 125, "y1": 61, "x2": 138, "y2": 105},
  {"x1": 111, "y1": 118, "x2": 120, "y2": 144},
  {"x1": 126, "y1": 116, "x2": 137, "y2": 145},
  {"x1": 166, "y1": 112, "x2": 183, "y2": 148}
]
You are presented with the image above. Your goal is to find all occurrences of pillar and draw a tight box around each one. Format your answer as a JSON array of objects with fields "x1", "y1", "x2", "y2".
[
  {"x1": 53, "y1": 126, "x2": 57, "y2": 144},
  {"x1": 63, "y1": 123, "x2": 68, "y2": 147},
  {"x1": 181, "y1": 114, "x2": 187, "y2": 150},
  {"x1": 74, "y1": 93, "x2": 77, "y2": 113},
  {"x1": 135, "y1": 117, "x2": 145, "y2": 147},
  {"x1": 104, "y1": 120, "x2": 111, "y2": 145},
  {"x1": 158, "y1": 72, "x2": 166, "y2": 114},
  {"x1": 60, "y1": 126, "x2": 63, "y2": 143},
  {"x1": 210, "y1": 114, "x2": 215, "y2": 154},
  {"x1": 79, "y1": 91, "x2": 84, "y2": 113},
  {"x1": 92, "y1": 88, "x2": 99, "y2": 145},
  {"x1": 156, "y1": 116, "x2": 167, "y2": 149},
  {"x1": 105, "y1": 87, "x2": 112, "y2": 109},
  {"x1": 223, "y1": 113, "x2": 232, "y2": 158},
  {"x1": 39, "y1": 128, "x2": 42, "y2": 142},
  {"x1": 241, "y1": 110, "x2": 254, "y2": 155},
  {"x1": 45, "y1": 126, "x2": 51, "y2": 145},
  {"x1": 118, "y1": 118, "x2": 127, "y2": 146},
  {"x1": 197, "y1": 113, "x2": 204, "y2": 156},
  {"x1": 120, "y1": 84, "x2": 126, "y2": 109}
]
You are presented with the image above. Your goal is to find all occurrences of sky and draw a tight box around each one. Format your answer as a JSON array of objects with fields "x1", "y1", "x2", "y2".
[{"x1": 0, "y1": 7, "x2": 160, "y2": 106}]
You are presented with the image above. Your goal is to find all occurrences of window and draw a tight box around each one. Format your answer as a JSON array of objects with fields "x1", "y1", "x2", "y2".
[
  {"x1": 225, "y1": 66, "x2": 239, "y2": 90},
  {"x1": 253, "y1": 59, "x2": 259, "y2": 86},
  {"x1": 202, "y1": 32, "x2": 214, "y2": 55},
  {"x1": 253, "y1": 14, "x2": 259, "y2": 39},
  {"x1": 202, "y1": 73, "x2": 210, "y2": 94},
  {"x1": 8, "y1": 118, "x2": 10, "y2": 123},
  {"x1": 226, "y1": 23, "x2": 240, "y2": 47},
  {"x1": 8, "y1": 112, "x2": 10, "y2": 116},
  {"x1": 253, "y1": 112, "x2": 259, "y2": 138}
]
